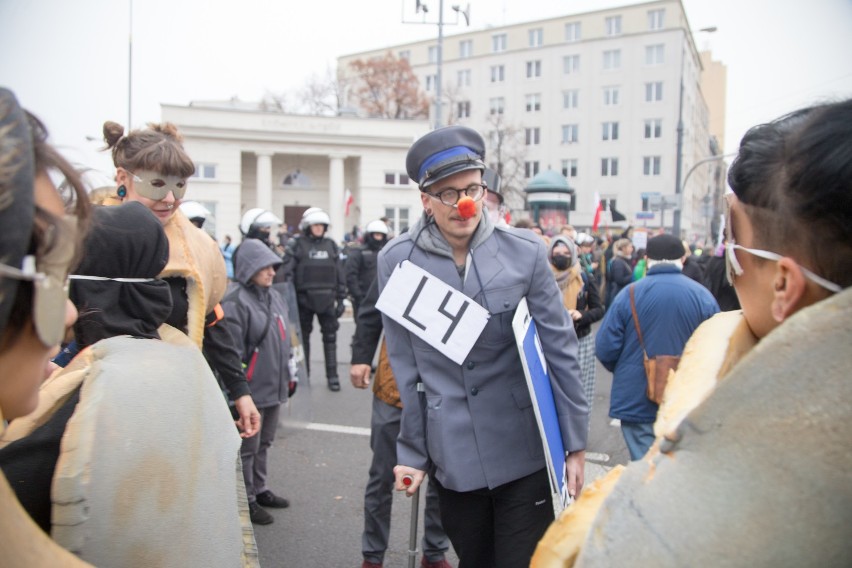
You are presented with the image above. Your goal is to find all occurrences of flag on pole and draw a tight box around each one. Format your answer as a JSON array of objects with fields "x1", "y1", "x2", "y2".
[
  {"x1": 344, "y1": 188, "x2": 353, "y2": 217},
  {"x1": 592, "y1": 192, "x2": 602, "y2": 232}
]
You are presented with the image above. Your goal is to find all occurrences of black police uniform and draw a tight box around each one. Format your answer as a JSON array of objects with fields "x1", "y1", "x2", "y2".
[
  {"x1": 282, "y1": 231, "x2": 346, "y2": 390},
  {"x1": 344, "y1": 234, "x2": 386, "y2": 317}
]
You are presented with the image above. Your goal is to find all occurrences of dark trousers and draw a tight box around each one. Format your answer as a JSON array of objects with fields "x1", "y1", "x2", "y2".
[
  {"x1": 241, "y1": 404, "x2": 281, "y2": 503},
  {"x1": 362, "y1": 398, "x2": 449, "y2": 564},
  {"x1": 433, "y1": 468, "x2": 554, "y2": 568},
  {"x1": 298, "y1": 304, "x2": 339, "y2": 376}
]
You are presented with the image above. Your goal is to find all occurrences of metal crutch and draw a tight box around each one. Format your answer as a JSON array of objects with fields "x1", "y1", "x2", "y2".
[{"x1": 403, "y1": 475, "x2": 420, "y2": 568}]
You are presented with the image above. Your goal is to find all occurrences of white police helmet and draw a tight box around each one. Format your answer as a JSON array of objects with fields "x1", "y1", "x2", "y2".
[
  {"x1": 179, "y1": 201, "x2": 212, "y2": 221},
  {"x1": 364, "y1": 219, "x2": 389, "y2": 235},
  {"x1": 240, "y1": 208, "x2": 282, "y2": 236},
  {"x1": 300, "y1": 207, "x2": 330, "y2": 231}
]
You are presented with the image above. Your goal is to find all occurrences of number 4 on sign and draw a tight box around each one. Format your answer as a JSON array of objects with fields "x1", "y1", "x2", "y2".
[{"x1": 376, "y1": 261, "x2": 490, "y2": 365}]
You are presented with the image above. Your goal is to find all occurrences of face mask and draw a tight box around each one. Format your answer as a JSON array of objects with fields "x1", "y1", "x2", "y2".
[
  {"x1": 128, "y1": 169, "x2": 188, "y2": 201},
  {"x1": 551, "y1": 255, "x2": 570, "y2": 271},
  {"x1": 0, "y1": 216, "x2": 77, "y2": 346}
]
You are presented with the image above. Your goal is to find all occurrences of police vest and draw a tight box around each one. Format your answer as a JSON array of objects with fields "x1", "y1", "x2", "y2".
[{"x1": 294, "y1": 236, "x2": 339, "y2": 292}]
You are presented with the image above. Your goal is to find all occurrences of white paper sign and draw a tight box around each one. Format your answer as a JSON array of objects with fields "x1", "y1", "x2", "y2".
[{"x1": 376, "y1": 260, "x2": 490, "y2": 365}]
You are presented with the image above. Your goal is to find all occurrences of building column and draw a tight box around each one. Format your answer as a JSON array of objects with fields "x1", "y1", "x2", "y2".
[
  {"x1": 255, "y1": 151, "x2": 273, "y2": 213},
  {"x1": 328, "y1": 153, "x2": 346, "y2": 242}
]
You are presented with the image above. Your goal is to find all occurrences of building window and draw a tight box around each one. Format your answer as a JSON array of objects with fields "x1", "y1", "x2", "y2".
[
  {"x1": 457, "y1": 69, "x2": 471, "y2": 87},
  {"x1": 648, "y1": 8, "x2": 665, "y2": 30},
  {"x1": 489, "y1": 97, "x2": 505, "y2": 115},
  {"x1": 562, "y1": 124, "x2": 579, "y2": 143},
  {"x1": 601, "y1": 157, "x2": 619, "y2": 176},
  {"x1": 645, "y1": 81, "x2": 663, "y2": 102},
  {"x1": 526, "y1": 60, "x2": 542, "y2": 78},
  {"x1": 602, "y1": 121, "x2": 620, "y2": 141},
  {"x1": 529, "y1": 28, "x2": 543, "y2": 47},
  {"x1": 564, "y1": 21, "x2": 581, "y2": 42},
  {"x1": 525, "y1": 161, "x2": 540, "y2": 178},
  {"x1": 645, "y1": 44, "x2": 665, "y2": 65},
  {"x1": 603, "y1": 86, "x2": 620, "y2": 106},
  {"x1": 605, "y1": 15, "x2": 622, "y2": 36},
  {"x1": 457, "y1": 101, "x2": 471, "y2": 119},
  {"x1": 644, "y1": 118, "x2": 663, "y2": 139},
  {"x1": 643, "y1": 156, "x2": 662, "y2": 176},
  {"x1": 490, "y1": 65, "x2": 505, "y2": 83},
  {"x1": 425, "y1": 74, "x2": 436, "y2": 91},
  {"x1": 525, "y1": 94, "x2": 541, "y2": 112},
  {"x1": 525, "y1": 127, "x2": 541, "y2": 145},
  {"x1": 428, "y1": 45, "x2": 439, "y2": 63},
  {"x1": 384, "y1": 172, "x2": 410, "y2": 185},
  {"x1": 492, "y1": 33, "x2": 507, "y2": 52},
  {"x1": 563, "y1": 54, "x2": 580, "y2": 74},
  {"x1": 603, "y1": 49, "x2": 621, "y2": 70},
  {"x1": 563, "y1": 89, "x2": 579, "y2": 109},
  {"x1": 398, "y1": 50, "x2": 411, "y2": 60},
  {"x1": 384, "y1": 206, "x2": 410, "y2": 234},
  {"x1": 561, "y1": 159, "x2": 578, "y2": 178},
  {"x1": 459, "y1": 39, "x2": 473, "y2": 58},
  {"x1": 192, "y1": 163, "x2": 217, "y2": 179}
]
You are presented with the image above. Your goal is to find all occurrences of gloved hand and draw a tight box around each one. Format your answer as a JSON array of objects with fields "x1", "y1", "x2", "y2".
[
  {"x1": 335, "y1": 300, "x2": 346, "y2": 318},
  {"x1": 288, "y1": 380, "x2": 298, "y2": 397}
]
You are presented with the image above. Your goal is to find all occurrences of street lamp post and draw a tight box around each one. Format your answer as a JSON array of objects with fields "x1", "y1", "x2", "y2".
[
  {"x1": 404, "y1": 1, "x2": 470, "y2": 129},
  {"x1": 673, "y1": 26, "x2": 716, "y2": 237}
]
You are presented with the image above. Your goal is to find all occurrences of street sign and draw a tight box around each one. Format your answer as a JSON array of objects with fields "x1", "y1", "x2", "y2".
[{"x1": 636, "y1": 211, "x2": 654, "y2": 220}]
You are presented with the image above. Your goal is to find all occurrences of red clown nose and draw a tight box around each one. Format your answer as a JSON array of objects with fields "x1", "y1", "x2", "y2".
[{"x1": 457, "y1": 196, "x2": 476, "y2": 219}]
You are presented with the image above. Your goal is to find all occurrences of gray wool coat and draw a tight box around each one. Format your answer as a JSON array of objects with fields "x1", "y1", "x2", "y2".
[{"x1": 377, "y1": 212, "x2": 588, "y2": 492}]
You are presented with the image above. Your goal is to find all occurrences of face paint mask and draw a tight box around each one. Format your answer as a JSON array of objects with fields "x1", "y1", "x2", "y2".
[
  {"x1": 128, "y1": 169, "x2": 188, "y2": 201},
  {"x1": 550, "y1": 255, "x2": 570, "y2": 271},
  {"x1": 0, "y1": 216, "x2": 77, "y2": 346}
]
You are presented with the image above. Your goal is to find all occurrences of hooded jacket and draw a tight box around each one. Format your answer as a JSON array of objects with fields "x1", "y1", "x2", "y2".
[
  {"x1": 222, "y1": 239, "x2": 292, "y2": 408},
  {"x1": 549, "y1": 236, "x2": 604, "y2": 339}
]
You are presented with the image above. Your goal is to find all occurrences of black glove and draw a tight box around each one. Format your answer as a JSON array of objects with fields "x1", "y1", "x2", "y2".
[
  {"x1": 335, "y1": 300, "x2": 346, "y2": 318},
  {"x1": 288, "y1": 380, "x2": 298, "y2": 397}
]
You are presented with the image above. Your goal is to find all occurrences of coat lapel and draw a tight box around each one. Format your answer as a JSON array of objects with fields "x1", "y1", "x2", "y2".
[{"x1": 463, "y1": 236, "x2": 504, "y2": 309}]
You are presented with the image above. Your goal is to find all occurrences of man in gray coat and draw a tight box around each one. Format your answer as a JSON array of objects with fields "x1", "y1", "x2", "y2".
[{"x1": 377, "y1": 125, "x2": 588, "y2": 567}]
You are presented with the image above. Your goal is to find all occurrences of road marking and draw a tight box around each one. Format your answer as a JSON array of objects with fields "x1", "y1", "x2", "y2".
[
  {"x1": 586, "y1": 452, "x2": 610, "y2": 463},
  {"x1": 609, "y1": 419, "x2": 621, "y2": 427},
  {"x1": 306, "y1": 422, "x2": 371, "y2": 437}
]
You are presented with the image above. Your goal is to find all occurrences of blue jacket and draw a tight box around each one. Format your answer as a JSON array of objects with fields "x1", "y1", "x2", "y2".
[{"x1": 595, "y1": 264, "x2": 719, "y2": 423}]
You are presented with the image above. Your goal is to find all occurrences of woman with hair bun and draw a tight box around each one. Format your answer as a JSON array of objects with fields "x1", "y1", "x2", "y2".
[{"x1": 101, "y1": 120, "x2": 260, "y2": 438}]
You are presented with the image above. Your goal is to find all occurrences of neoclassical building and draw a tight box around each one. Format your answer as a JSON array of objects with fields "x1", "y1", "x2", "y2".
[{"x1": 163, "y1": 102, "x2": 429, "y2": 243}]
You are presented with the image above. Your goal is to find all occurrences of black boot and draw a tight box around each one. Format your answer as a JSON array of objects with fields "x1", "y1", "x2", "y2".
[{"x1": 324, "y1": 342, "x2": 340, "y2": 392}]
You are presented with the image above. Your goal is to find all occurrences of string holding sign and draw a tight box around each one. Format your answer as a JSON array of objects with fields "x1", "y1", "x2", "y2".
[{"x1": 376, "y1": 261, "x2": 490, "y2": 365}]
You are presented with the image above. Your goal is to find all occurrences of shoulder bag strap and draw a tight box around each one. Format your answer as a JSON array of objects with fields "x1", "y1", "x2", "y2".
[{"x1": 629, "y1": 285, "x2": 649, "y2": 359}]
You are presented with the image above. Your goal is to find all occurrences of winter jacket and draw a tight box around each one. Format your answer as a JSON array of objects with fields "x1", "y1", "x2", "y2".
[
  {"x1": 345, "y1": 236, "x2": 385, "y2": 312},
  {"x1": 606, "y1": 256, "x2": 634, "y2": 308},
  {"x1": 223, "y1": 239, "x2": 292, "y2": 408},
  {"x1": 595, "y1": 265, "x2": 719, "y2": 423}
]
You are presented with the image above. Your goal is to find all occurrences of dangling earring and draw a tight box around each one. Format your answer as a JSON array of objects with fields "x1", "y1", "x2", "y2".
[
  {"x1": 117, "y1": 185, "x2": 127, "y2": 198},
  {"x1": 425, "y1": 209, "x2": 433, "y2": 217}
]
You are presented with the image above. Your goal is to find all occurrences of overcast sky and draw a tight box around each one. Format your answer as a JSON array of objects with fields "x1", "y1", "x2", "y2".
[{"x1": 2, "y1": 0, "x2": 851, "y2": 173}]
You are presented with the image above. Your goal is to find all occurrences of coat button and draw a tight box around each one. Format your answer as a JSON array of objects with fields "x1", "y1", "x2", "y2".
[
  {"x1": 466, "y1": 361, "x2": 475, "y2": 370},
  {"x1": 470, "y1": 387, "x2": 479, "y2": 396},
  {"x1": 503, "y1": 300, "x2": 510, "y2": 308}
]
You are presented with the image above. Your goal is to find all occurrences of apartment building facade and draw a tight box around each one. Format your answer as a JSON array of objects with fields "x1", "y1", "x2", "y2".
[{"x1": 338, "y1": 0, "x2": 726, "y2": 241}]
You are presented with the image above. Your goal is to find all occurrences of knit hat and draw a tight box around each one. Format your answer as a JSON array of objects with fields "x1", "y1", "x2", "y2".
[{"x1": 647, "y1": 234, "x2": 686, "y2": 261}]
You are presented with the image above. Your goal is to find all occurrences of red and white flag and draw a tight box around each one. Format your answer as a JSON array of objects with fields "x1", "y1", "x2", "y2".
[
  {"x1": 344, "y1": 188, "x2": 353, "y2": 217},
  {"x1": 592, "y1": 192, "x2": 602, "y2": 233}
]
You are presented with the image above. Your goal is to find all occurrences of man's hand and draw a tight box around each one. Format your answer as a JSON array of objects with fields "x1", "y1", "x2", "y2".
[
  {"x1": 234, "y1": 395, "x2": 261, "y2": 439},
  {"x1": 350, "y1": 364, "x2": 372, "y2": 389},
  {"x1": 393, "y1": 465, "x2": 426, "y2": 497},
  {"x1": 335, "y1": 300, "x2": 346, "y2": 318},
  {"x1": 569, "y1": 309, "x2": 583, "y2": 321},
  {"x1": 565, "y1": 450, "x2": 586, "y2": 498}
]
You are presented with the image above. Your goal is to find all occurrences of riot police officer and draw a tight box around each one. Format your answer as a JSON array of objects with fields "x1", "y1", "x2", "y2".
[
  {"x1": 344, "y1": 219, "x2": 389, "y2": 317},
  {"x1": 283, "y1": 207, "x2": 346, "y2": 391}
]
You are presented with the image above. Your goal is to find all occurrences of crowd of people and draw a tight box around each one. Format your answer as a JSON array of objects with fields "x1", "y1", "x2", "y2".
[{"x1": 0, "y1": 84, "x2": 849, "y2": 567}]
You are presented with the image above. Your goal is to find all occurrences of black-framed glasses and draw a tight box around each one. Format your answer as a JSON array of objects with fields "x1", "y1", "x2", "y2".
[{"x1": 425, "y1": 182, "x2": 487, "y2": 207}]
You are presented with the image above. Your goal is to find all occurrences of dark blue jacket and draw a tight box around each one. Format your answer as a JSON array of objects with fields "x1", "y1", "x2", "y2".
[{"x1": 595, "y1": 265, "x2": 719, "y2": 423}]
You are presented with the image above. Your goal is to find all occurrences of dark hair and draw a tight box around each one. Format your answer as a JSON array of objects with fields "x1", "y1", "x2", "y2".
[
  {"x1": 727, "y1": 98, "x2": 852, "y2": 288},
  {"x1": 2, "y1": 111, "x2": 91, "y2": 345},
  {"x1": 103, "y1": 121, "x2": 195, "y2": 178}
]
